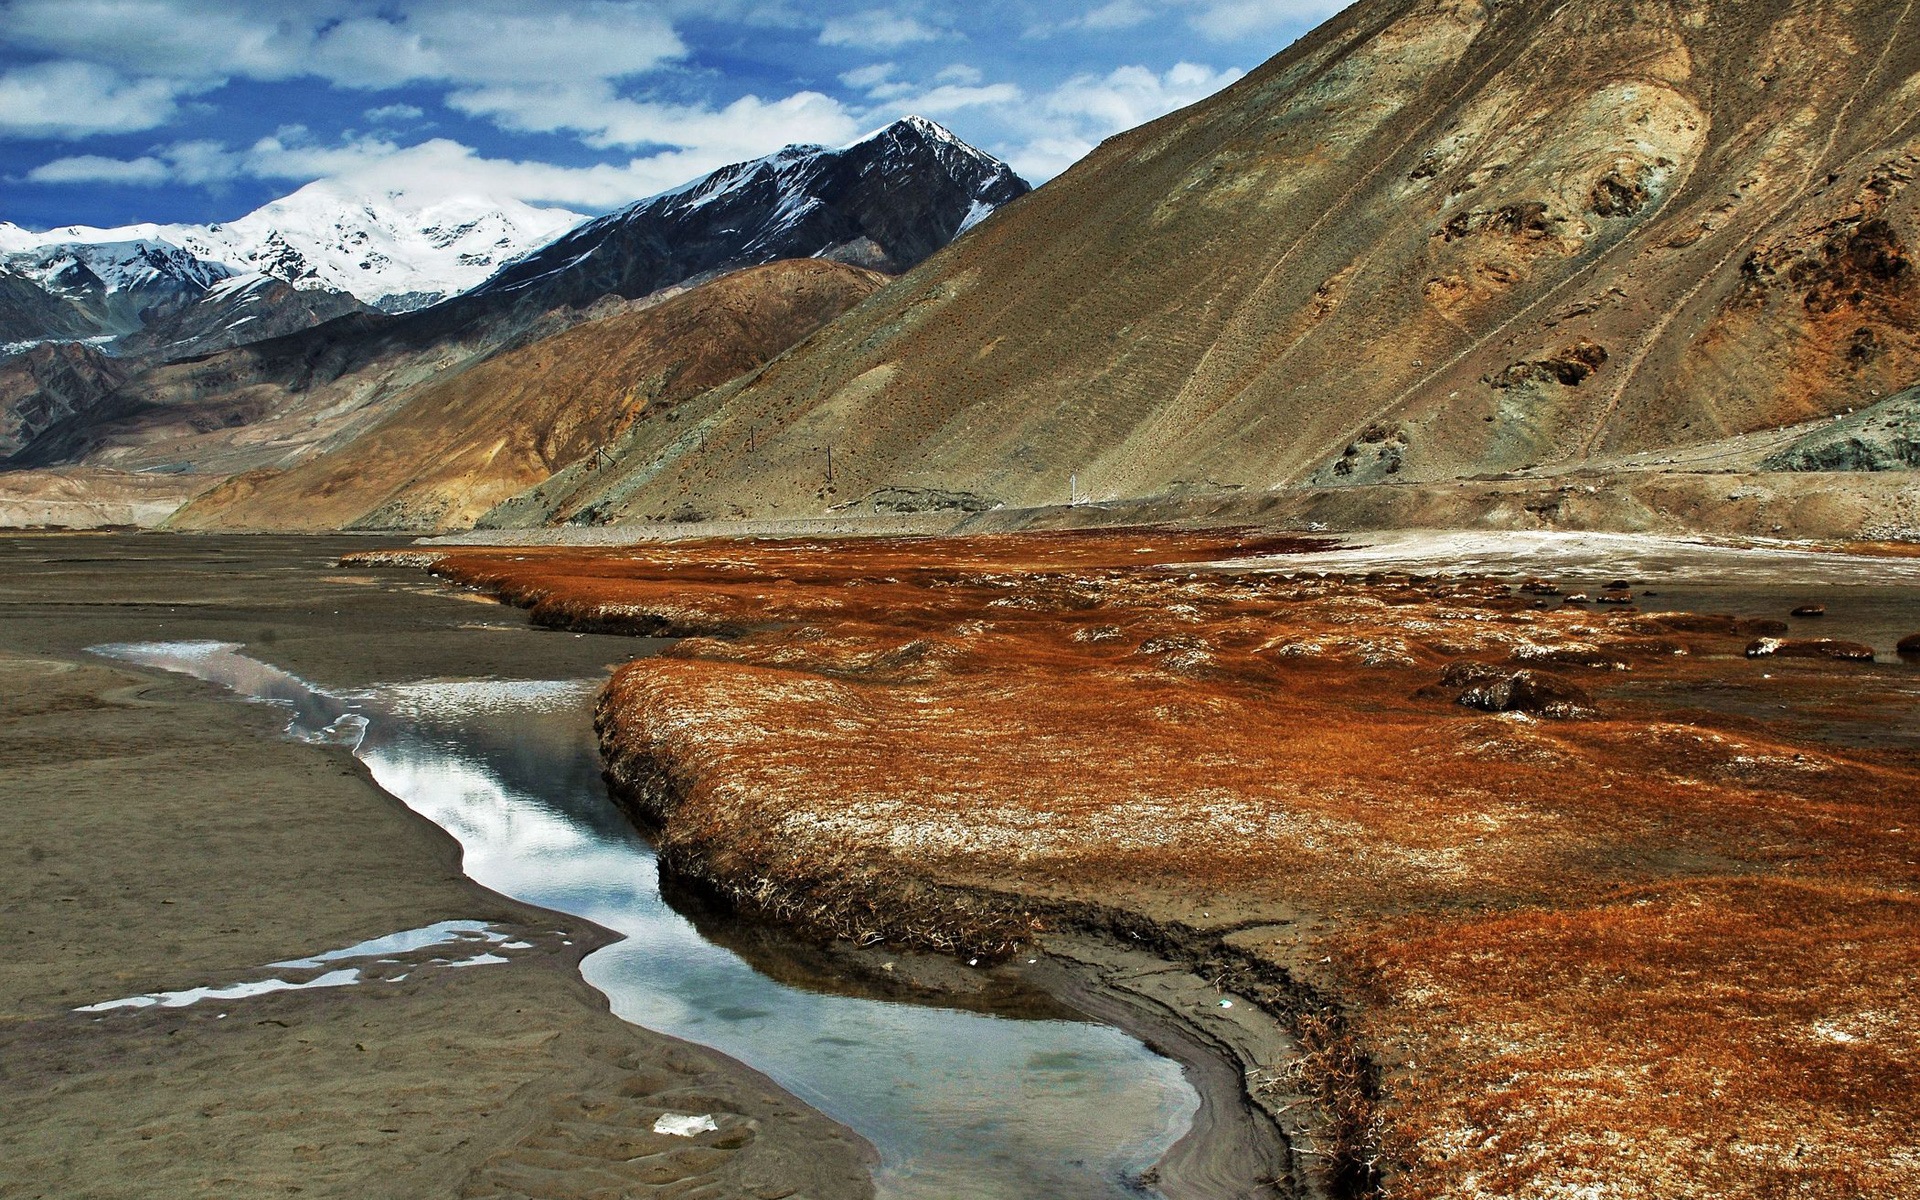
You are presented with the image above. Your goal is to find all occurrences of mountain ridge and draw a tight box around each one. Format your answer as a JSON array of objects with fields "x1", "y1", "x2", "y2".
[
  {"x1": 505, "y1": 0, "x2": 1920, "y2": 531},
  {"x1": 3, "y1": 183, "x2": 584, "y2": 315}
]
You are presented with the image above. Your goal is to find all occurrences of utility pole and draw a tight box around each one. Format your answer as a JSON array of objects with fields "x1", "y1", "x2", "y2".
[
  {"x1": 1070, "y1": 473, "x2": 1078, "y2": 506},
  {"x1": 826, "y1": 444, "x2": 834, "y2": 483}
]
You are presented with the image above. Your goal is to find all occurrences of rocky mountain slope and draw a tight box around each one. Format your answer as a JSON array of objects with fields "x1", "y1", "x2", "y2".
[
  {"x1": 518, "y1": 0, "x2": 1920, "y2": 529},
  {"x1": 0, "y1": 343, "x2": 128, "y2": 459},
  {"x1": 171, "y1": 260, "x2": 887, "y2": 532},
  {"x1": 468, "y1": 117, "x2": 1027, "y2": 315}
]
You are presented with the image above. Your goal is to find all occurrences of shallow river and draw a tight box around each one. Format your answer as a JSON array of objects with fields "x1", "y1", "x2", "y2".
[{"x1": 92, "y1": 640, "x2": 1197, "y2": 1200}]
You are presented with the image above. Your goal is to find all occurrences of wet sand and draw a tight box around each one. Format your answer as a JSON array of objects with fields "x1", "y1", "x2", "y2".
[{"x1": 0, "y1": 533, "x2": 874, "y2": 1200}]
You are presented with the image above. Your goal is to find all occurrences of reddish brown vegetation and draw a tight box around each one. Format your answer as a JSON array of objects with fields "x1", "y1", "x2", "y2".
[{"x1": 351, "y1": 530, "x2": 1920, "y2": 1198}]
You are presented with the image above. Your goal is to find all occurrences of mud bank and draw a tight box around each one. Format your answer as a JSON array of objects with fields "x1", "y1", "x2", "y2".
[
  {"x1": 0, "y1": 534, "x2": 872, "y2": 1200},
  {"x1": 365, "y1": 528, "x2": 1920, "y2": 1199}
]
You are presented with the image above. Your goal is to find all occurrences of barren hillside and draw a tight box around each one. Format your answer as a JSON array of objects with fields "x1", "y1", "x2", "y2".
[
  {"x1": 173, "y1": 261, "x2": 886, "y2": 531},
  {"x1": 519, "y1": 0, "x2": 1920, "y2": 527}
]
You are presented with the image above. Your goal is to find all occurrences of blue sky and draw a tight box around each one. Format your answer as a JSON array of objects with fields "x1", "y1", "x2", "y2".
[{"x1": 0, "y1": 1, "x2": 1347, "y2": 229}]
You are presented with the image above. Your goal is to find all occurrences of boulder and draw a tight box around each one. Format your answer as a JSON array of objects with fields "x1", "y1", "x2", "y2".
[
  {"x1": 1744, "y1": 638, "x2": 1875, "y2": 662},
  {"x1": 1438, "y1": 662, "x2": 1597, "y2": 718},
  {"x1": 1897, "y1": 633, "x2": 1920, "y2": 657},
  {"x1": 1791, "y1": 604, "x2": 1827, "y2": 617}
]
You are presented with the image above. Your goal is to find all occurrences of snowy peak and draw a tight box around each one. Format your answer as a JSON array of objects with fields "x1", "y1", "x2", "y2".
[
  {"x1": 470, "y1": 117, "x2": 1029, "y2": 310},
  {"x1": 8, "y1": 238, "x2": 232, "y2": 296},
  {"x1": 170, "y1": 181, "x2": 586, "y2": 312},
  {"x1": 2, "y1": 185, "x2": 585, "y2": 314}
]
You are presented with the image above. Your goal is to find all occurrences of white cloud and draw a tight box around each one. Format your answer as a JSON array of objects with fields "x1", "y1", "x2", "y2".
[
  {"x1": 839, "y1": 63, "x2": 898, "y2": 91},
  {"x1": 448, "y1": 81, "x2": 864, "y2": 166},
  {"x1": 365, "y1": 103, "x2": 426, "y2": 125},
  {"x1": 0, "y1": 61, "x2": 188, "y2": 139},
  {"x1": 819, "y1": 10, "x2": 943, "y2": 49},
  {"x1": 1000, "y1": 61, "x2": 1244, "y2": 180},
  {"x1": 838, "y1": 62, "x2": 1012, "y2": 112},
  {"x1": 1183, "y1": 0, "x2": 1347, "y2": 40},
  {"x1": 25, "y1": 153, "x2": 171, "y2": 186},
  {"x1": 2, "y1": 0, "x2": 685, "y2": 91},
  {"x1": 25, "y1": 114, "x2": 877, "y2": 212},
  {"x1": 897, "y1": 82, "x2": 1022, "y2": 115},
  {"x1": 1081, "y1": 1, "x2": 1156, "y2": 30}
]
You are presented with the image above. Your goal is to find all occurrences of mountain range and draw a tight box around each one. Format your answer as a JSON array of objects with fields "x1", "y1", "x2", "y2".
[
  {"x1": 501, "y1": 0, "x2": 1919, "y2": 540},
  {"x1": 0, "y1": 118, "x2": 1030, "y2": 530},
  {"x1": 2, "y1": 183, "x2": 584, "y2": 318}
]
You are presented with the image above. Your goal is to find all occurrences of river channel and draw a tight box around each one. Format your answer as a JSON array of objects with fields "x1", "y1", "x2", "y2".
[{"x1": 90, "y1": 640, "x2": 1198, "y2": 1200}]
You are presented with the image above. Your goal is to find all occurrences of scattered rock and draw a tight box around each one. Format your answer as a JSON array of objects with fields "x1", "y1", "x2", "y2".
[
  {"x1": 1563, "y1": 592, "x2": 1592, "y2": 604},
  {"x1": 1744, "y1": 638, "x2": 1875, "y2": 662},
  {"x1": 1436, "y1": 662, "x2": 1596, "y2": 718},
  {"x1": 1598, "y1": 588, "x2": 1635, "y2": 605},
  {"x1": 1439, "y1": 202, "x2": 1552, "y2": 242},
  {"x1": 1518, "y1": 578, "x2": 1560, "y2": 596}
]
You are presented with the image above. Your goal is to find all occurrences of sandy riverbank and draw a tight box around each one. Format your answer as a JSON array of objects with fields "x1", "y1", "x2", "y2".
[
  {"x1": 0, "y1": 533, "x2": 873, "y2": 1200},
  {"x1": 365, "y1": 528, "x2": 1920, "y2": 1198}
]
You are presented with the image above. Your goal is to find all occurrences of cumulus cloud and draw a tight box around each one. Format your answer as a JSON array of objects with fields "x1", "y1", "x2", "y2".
[
  {"x1": 447, "y1": 81, "x2": 862, "y2": 161},
  {"x1": 27, "y1": 118, "x2": 882, "y2": 211},
  {"x1": 25, "y1": 153, "x2": 171, "y2": 186},
  {"x1": 1183, "y1": 0, "x2": 1348, "y2": 39},
  {"x1": 819, "y1": 10, "x2": 943, "y2": 49},
  {"x1": 364, "y1": 103, "x2": 426, "y2": 125},
  {"x1": 1001, "y1": 62, "x2": 1244, "y2": 180},
  {"x1": 1029, "y1": 0, "x2": 1344, "y2": 42},
  {"x1": 2, "y1": 0, "x2": 686, "y2": 91},
  {"x1": 0, "y1": 61, "x2": 189, "y2": 139},
  {"x1": 840, "y1": 61, "x2": 1020, "y2": 114}
]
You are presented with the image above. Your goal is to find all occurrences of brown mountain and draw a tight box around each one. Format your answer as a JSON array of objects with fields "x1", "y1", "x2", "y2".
[
  {"x1": 514, "y1": 0, "x2": 1920, "y2": 530},
  {"x1": 171, "y1": 260, "x2": 886, "y2": 531}
]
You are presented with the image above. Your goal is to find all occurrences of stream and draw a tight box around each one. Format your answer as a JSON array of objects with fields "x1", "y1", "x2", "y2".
[{"x1": 89, "y1": 640, "x2": 1199, "y2": 1200}]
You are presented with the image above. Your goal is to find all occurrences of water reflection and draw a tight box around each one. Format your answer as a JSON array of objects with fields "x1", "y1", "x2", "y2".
[{"x1": 92, "y1": 641, "x2": 1197, "y2": 1200}]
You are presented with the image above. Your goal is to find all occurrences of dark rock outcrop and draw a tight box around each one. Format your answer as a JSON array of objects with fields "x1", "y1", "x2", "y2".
[
  {"x1": 1433, "y1": 661, "x2": 1597, "y2": 718},
  {"x1": 0, "y1": 343, "x2": 129, "y2": 460},
  {"x1": 466, "y1": 117, "x2": 1028, "y2": 316},
  {"x1": 1763, "y1": 384, "x2": 1920, "y2": 471}
]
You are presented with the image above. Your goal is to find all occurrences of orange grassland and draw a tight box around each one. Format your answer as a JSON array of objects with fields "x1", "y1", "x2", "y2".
[{"x1": 353, "y1": 530, "x2": 1920, "y2": 1199}]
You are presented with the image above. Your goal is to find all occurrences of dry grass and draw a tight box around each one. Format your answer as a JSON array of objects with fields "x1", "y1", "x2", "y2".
[{"x1": 350, "y1": 529, "x2": 1920, "y2": 1198}]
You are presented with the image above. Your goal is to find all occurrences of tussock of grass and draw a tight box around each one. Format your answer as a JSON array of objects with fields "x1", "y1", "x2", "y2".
[{"x1": 372, "y1": 530, "x2": 1920, "y2": 1198}]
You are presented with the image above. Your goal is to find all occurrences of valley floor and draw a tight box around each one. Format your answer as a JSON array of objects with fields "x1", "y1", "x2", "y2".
[
  {"x1": 368, "y1": 527, "x2": 1920, "y2": 1198},
  {"x1": 0, "y1": 535, "x2": 872, "y2": 1200}
]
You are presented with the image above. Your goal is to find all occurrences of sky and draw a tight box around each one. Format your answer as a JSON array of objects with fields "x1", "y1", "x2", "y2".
[{"x1": 0, "y1": 0, "x2": 1349, "y2": 230}]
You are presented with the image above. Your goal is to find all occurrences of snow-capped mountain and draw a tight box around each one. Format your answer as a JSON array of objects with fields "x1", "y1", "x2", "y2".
[
  {"x1": 468, "y1": 116, "x2": 1028, "y2": 313},
  {"x1": 0, "y1": 229, "x2": 368, "y2": 360},
  {"x1": 7, "y1": 183, "x2": 585, "y2": 314}
]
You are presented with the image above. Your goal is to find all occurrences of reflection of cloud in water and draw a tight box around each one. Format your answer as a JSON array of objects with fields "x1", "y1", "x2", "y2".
[{"x1": 91, "y1": 643, "x2": 1198, "y2": 1200}]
